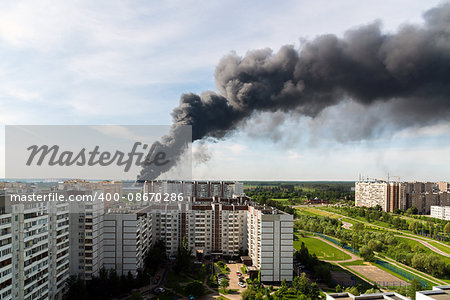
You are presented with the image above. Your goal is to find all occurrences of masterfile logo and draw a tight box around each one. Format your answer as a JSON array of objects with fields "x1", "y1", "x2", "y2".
[
  {"x1": 5, "y1": 125, "x2": 192, "y2": 181},
  {"x1": 26, "y1": 142, "x2": 170, "y2": 171}
]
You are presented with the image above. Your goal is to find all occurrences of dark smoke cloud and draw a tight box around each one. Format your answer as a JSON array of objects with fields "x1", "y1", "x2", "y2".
[{"x1": 141, "y1": 3, "x2": 450, "y2": 180}]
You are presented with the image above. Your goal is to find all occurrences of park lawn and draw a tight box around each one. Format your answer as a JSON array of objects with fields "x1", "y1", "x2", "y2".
[
  {"x1": 300, "y1": 207, "x2": 341, "y2": 219},
  {"x1": 341, "y1": 260, "x2": 365, "y2": 266},
  {"x1": 294, "y1": 235, "x2": 351, "y2": 261},
  {"x1": 395, "y1": 237, "x2": 450, "y2": 265}
]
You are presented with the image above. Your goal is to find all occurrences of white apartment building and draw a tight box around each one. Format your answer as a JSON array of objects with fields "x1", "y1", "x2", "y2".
[
  {"x1": 103, "y1": 206, "x2": 152, "y2": 276},
  {"x1": 68, "y1": 190, "x2": 105, "y2": 280},
  {"x1": 144, "y1": 180, "x2": 244, "y2": 200},
  {"x1": 10, "y1": 198, "x2": 70, "y2": 300},
  {"x1": 149, "y1": 198, "x2": 249, "y2": 258},
  {"x1": 11, "y1": 202, "x2": 50, "y2": 300},
  {"x1": 0, "y1": 210, "x2": 12, "y2": 300},
  {"x1": 247, "y1": 205, "x2": 293, "y2": 282},
  {"x1": 48, "y1": 202, "x2": 70, "y2": 300},
  {"x1": 355, "y1": 180, "x2": 389, "y2": 210},
  {"x1": 430, "y1": 206, "x2": 450, "y2": 220}
]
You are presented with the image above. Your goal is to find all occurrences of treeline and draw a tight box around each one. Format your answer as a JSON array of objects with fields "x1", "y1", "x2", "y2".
[
  {"x1": 245, "y1": 183, "x2": 354, "y2": 202},
  {"x1": 66, "y1": 268, "x2": 147, "y2": 300},
  {"x1": 336, "y1": 206, "x2": 450, "y2": 238},
  {"x1": 66, "y1": 240, "x2": 166, "y2": 300},
  {"x1": 251, "y1": 197, "x2": 296, "y2": 214},
  {"x1": 295, "y1": 214, "x2": 450, "y2": 278},
  {"x1": 294, "y1": 241, "x2": 332, "y2": 285}
]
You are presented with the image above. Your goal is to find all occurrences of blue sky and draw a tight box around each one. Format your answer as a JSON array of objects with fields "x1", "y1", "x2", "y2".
[{"x1": 0, "y1": 0, "x2": 448, "y2": 181}]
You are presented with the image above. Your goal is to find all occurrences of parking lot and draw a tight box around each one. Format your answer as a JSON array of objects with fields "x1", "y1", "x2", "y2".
[{"x1": 225, "y1": 262, "x2": 247, "y2": 292}]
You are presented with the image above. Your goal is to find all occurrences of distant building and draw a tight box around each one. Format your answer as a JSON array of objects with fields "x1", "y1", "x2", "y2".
[
  {"x1": 430, "y1": 206, "x2": 450, "y2": 220},
  {"x1": 355, "y1": 179, "x2": 449, "y2": 214}
]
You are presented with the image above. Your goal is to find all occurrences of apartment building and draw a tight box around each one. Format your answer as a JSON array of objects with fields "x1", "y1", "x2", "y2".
[
  {"x1": 103, "y1": 206, "x2": 152, "y2": 276},
  {"x1": 355, "y1": 180, "x2": 389, "y2": 210},
  {"x1": 430, "y1": 206, "x2": 450, "y2": 220},
  {"x1": 149, "y1": 197, "x2": 249, "y2": 258},
  {"x1": 144, "y1": 180, "x2": 244, "y2": 199},
  {"x1": 247, "y1": 205, "x2": 293, "y2": 282},
  {"x1": 48, "y1": 202, "x2": 70, "y2": 300},
  {"x1": 68, "y1": 191, "x2": 105, "y2": 280},
  {"x1": 355, "y1": 180, "x2": 450, "y2": 214},
  {"x1": 7, "y1": 196, "x2": 70, "y2": 300},
  {"x1": 0, "y1": 208, "x2": 12, "y2": 300}
]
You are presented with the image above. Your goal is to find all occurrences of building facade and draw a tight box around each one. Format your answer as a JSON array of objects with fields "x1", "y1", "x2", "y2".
[{"x1": 247, "y1": 205, "x2": 293, "y2": 282}]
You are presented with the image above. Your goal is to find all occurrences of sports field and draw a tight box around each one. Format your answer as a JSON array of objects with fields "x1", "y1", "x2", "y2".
[{"x1": 294, "y1": 235, "x2": 351, "y2": 261}]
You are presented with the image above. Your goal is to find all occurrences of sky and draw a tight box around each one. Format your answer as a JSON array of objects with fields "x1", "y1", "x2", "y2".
[{"x1": 0, "y1": 0, "x2": 448, "y2": 181}]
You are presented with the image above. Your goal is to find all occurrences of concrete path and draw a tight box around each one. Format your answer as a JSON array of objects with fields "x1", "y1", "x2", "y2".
[{"x1": 394, "y1": 234, "x2": 450, "y2": 258}]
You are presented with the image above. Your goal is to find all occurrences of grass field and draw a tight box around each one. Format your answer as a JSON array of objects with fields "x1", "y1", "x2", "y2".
[
  {"x1": 341, "y1": 260, "x2": 365, "y2": 266},
  {"x1": 296, "y1": 207, "x2": 341, "y2": 219},
  {"x1": 294, "y1": 235, "x2": 351, "y2": 261}
]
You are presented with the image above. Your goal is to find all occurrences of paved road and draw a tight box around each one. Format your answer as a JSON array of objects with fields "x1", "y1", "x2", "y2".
[{"x1": 394, "y1": 234, "x2": 450, "y2": 257}]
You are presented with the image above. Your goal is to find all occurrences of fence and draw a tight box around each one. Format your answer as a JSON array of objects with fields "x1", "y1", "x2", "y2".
[
  {"x1": 314, "y1": 232, "x2": 360, "y2": 255},
  {"x1": 375, "y1": 259, "x2": 427, "y2": 288}
]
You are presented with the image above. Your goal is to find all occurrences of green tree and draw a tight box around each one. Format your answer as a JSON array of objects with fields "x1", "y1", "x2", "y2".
[
  {"x1": 353, "y1": 222, "x2": 364, "y2": 231},
  {"x1": 408, "y1": 278, "x2": 420, "y2": 300},
  {"x1": 444, "y1": 223, "x2": 450, "y2": 234},
  {"x1": 360, "y1": 245, "x2": 375, "y2": 262},
  {"x1": 220, "y1": 278, "x2": 229, "y2": 291},
  {"x1": 184, "y1": 280, "x2": 204, "y2": 297}
]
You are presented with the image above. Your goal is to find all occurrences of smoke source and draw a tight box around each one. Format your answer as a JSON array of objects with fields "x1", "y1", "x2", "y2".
[{"x1": 139, "y1": 3, "x2": 450, "y2": 181}]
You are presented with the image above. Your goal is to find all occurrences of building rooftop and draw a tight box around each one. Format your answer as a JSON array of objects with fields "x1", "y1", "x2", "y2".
[
  {"x1": 326, "y1": 292, "x2": 408, "y2": 300},
  {"x1": 416, "y1": 285, "x2": 450, "y2": 299}
]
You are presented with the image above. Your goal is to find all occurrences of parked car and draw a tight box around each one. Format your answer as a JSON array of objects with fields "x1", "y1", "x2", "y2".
[
  {"x1": 238, "y1": 282, "x2": 246, "y2": 288},
  {"x1": 236, "y1": 271, "x2": 242, "y2": 276}
]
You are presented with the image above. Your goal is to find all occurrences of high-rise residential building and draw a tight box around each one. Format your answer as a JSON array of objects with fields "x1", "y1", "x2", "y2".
[
  {"x1": 0, "y1": 207, "x2": 12, "y2": 300},
  {"x1": 103, "y1": 206, "x2": 152, "y2": 276},
  {"x1": 145, "y1": 180, "x2": 293, "y2": 283},
  {"x1": 8, "y1": 196, "x2": 70, "y2": 300},
  {"x1": 430, "y1": 206, "x2": 450, "y2": 220},
  {"x1": 247, "y1": 205, "x2": 293, "y2": 282},
  {"x1": 355, "y1": 180, "x2": 450, "y2": 214},
  {"x1": 68, "y1": 190, "x2": 105, "y2": 280},
  {"x1": 11, "y1": 202, "x2": 50, "y2": 300},
  {"x1": 355, "y1": 180, "x2": 389, "y2": 210},
  {"x1": 149, "y1": 197, "x2": 249, "y2": 257},
  {"x1": 48, "y1": 202, "x2": 70, "y2": 300}
]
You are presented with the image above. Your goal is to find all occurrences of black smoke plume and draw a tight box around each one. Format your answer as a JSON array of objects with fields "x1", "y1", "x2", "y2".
[{"x1": 139, "y1": 3, "x2": 450, "y2": 181}]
